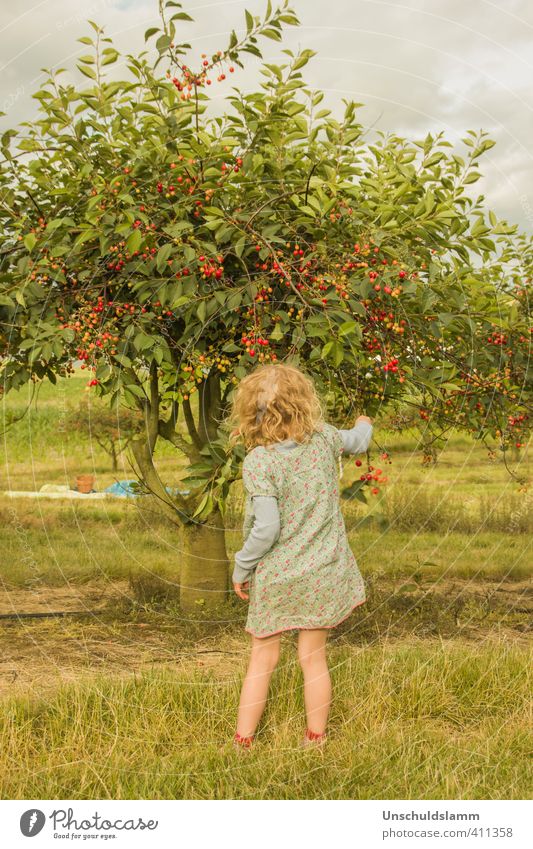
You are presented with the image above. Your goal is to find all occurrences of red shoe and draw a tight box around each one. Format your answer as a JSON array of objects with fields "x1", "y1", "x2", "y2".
[
  {"x1": 302, "y1": 728, "x2": 327, "y2": 748},
  {"x1": 233, "y1": 732, "x2": 255, "y2": 750}
]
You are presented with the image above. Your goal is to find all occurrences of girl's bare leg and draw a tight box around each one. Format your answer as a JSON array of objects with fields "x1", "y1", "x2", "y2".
[
  {"x1": 297, "y1": 628, "x2": 331, "y2": 735},
  {"x1": 236, "y1": 633, "x2": 281, "y2": 738}
]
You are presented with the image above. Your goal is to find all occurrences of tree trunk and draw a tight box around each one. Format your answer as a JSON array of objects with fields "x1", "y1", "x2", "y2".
[
  {"x1": 130, "y1": 363, "x2": 231, "y2": 612},
  {"x1": 180, "y1": 508, "x2": 229, "y2": 612}
]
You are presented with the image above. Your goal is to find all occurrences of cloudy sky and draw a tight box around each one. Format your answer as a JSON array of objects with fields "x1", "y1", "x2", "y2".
[{"x1": 1, "y1": 0, "x2": 532, "y2": 231}]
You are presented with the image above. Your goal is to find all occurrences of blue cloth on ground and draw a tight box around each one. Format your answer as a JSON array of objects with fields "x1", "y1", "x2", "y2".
[
  {"x1": 103, "y1": 481, "x2": 191, "y2": 498},
  {"x1": 103, "y1": 480, "x2": 140, "y2": 498}
]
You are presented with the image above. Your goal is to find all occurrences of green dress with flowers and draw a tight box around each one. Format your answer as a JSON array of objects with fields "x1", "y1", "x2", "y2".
[{"x1": 241, "y1": 422, "x2": 366, "y2": 638}]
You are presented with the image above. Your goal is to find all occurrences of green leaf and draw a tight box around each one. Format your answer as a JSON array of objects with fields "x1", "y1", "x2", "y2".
[
  {"x1": 261, "y1": 28, "x2": 282, "y2": 41},
  {"x1": 197, "y1": 301, "x2": 207, "y2": 323},
  {"x1": 126, "y1": 229, "x2": 142, "y2": 254},
  {"x1": 74, "y1": 228, "x2": 98, "y2": 248},
  {"x1": 192, "y1": 491, "x2": 211, "y2": 518},
  {"x1": 23, "y1": 233, "x2": 36, "y2": 252},
  {"x1": 339, "y1": 320, "x2": 362, "y2": 339},
  {"x1": 96, "y1": 363, "x2": 112, "y2": 381},
  {"x1": 77, "y1": 64, "x2": 97, "y2": 80},
  {"x1": 270, "y1": 323, "x2": 284, "y2": 341},
  {"x1": 227, "y1": 291, "x2": 242, "y2": 310},
  {"x1": 156, "y1": 34, "x2": 172, "y2": 53},
  {"x1": 472, "y1": 139, "x2": 496, "y2": 158},
  {"x1": 203, "y1": 206, "x2": 225, "y2": 217},
  {"x1": 423, "y1": 152, "x2": 445, "y2": 168},
  {"x1": 112, "y1": 353, "x2": 132, "y2": 367},
  {"x1": 162, "y1": 221, "x2": 193, "y2": 237},
  {"x1": 124, "y1": 383, "x2": 146, "y2": 399},
  {"x1": 341, "y1": 479, "x2": 367, "y2": 503},
  {"x1": 234, "y1": 236, "x2": 246, "y2": 258},
  {"x1": 292, "y1": 50, "x2": 315, "y2": 70},
  {"x1": 101, "y1": 49, "x2": 119, "y2": 66},
  {"x1": 45, "y1": 218, "x2": 66, "y2": 233},
  {"x1": 134, "y1": 332, "x2": 153, "y2": 351},
  {"x1": 321, "y1": 340, "x2": 344, "y2": 367},
  {"x1": 156, "y1": 243, "x2": 173, "y2": 271}
]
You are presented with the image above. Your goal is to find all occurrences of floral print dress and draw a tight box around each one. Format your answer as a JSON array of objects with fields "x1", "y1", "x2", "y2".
[{"x1": 241, "y1": 422, "x2": 366, "y2": 638}]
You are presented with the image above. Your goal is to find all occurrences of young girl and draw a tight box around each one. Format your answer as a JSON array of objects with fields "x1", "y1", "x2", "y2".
[{"x1": 228, "y1": 362, "x2": 372, "y2": 750}]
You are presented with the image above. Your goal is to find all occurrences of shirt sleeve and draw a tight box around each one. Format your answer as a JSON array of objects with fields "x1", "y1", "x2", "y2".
[
  {"x1": 233, "y1": 495, "x2": 281, "y2": 584},
  {"x1": 338, "y1": 420, "x2": 373, "y2": 455},
  {"x1": 320, "y1": 422, "x2": 345, "y2": 457},
  {"x1": 241, "y1": 448, "x2": 279, "y2": 498}
]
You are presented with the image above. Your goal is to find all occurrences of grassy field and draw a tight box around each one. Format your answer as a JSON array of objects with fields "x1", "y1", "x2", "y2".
[
  {"x1": 0, "y1": 370, "x2": 531, "y2": 799},
  {"x1": 1, "y1": 640, "x2": 531, "y2": 799}
]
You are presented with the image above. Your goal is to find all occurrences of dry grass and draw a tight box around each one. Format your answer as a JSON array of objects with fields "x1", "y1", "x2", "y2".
[{"x1": 0, "y1": 638, "x2": 530, "y2": 799}]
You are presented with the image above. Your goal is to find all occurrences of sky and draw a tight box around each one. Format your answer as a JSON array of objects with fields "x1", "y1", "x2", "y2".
[{"x1": 1, "y1": 0, "x2": 532, "y2": 232}]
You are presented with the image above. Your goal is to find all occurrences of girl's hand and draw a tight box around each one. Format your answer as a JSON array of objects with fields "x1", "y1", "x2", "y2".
[{"x1": 233, "y1": 581, "x2": 250, "y2": 601}]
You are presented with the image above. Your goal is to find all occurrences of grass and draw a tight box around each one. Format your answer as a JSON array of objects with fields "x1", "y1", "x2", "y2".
[
  {"x1": 0, "y1": 639, "x2": 530, "y2": 799},
  {"x1": 1, "y1": 490, "x2": 530, "y2": 588}
]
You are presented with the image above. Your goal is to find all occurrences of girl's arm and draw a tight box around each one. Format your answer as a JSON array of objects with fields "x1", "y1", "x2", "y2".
[
  {"x1": 338, "y1": 416, "x2": 373, "y2": 454},
  {"x1": 232, "y1": 495, "x2": 281, "y2": 585}
]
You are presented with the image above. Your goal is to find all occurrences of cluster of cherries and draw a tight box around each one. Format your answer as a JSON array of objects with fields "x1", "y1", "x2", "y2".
[
  {"x1": 179, "y1": 350, "x2": 234, "y2": 399},
  {"x1": 197, "y1": 254, "x2": 225, "y2": 280},
  {"x1": 507, "y1": 412, "x2": 529, "y2": 448},
  {"x1": 354, "y1": 453, "x2": 390, "y2": 496},
  {"x1": 382, "y1": 357, "x2": 400, "y2": 373},
  {"x1": 240, "y1": 332, "x2": 272, "y2": 359},
  {"x1": 166, "y1": 53, "x2": 236, "y2": 100},
  {"x1": 254, "y1": 285, "x2": 274, "y2": 303},
  {"x1": 57, "y1": 296, "x2": 175, "y2": 387},
  {"x1": 487, "y1": 332, "x2": 508, "y2": 346},
  {"x1": 365, "y1": 307, "x2": 407, "y2": 334}
]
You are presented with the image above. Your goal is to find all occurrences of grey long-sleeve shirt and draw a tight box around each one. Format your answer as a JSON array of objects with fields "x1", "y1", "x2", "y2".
[{"x1": 232, "y1": 420, "x2": 372, "y2": 584}]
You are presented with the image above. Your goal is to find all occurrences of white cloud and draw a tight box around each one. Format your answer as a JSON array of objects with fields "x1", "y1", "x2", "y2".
[{"x1": 1, "y1": 0, "x2": 531, "y2": 230}]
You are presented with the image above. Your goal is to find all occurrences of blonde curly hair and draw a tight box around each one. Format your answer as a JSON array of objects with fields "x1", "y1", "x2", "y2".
[{"x1": 227, "y1": 362, "x2": 325, "y2": 450}]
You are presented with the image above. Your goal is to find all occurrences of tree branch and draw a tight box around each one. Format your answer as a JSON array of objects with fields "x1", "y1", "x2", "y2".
[
  {"x1": 198, "y1": 377, "x2": 210, "y2": 443},
  {"x1": 208, "y1": 371, "x2": 223, "y2": 435},
  {"x1": 183, "y1": 397, "x2": 203, "y2": 450},
  {"x1": 158, "y1": 400, "x2": 202, "y2": 462}
]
